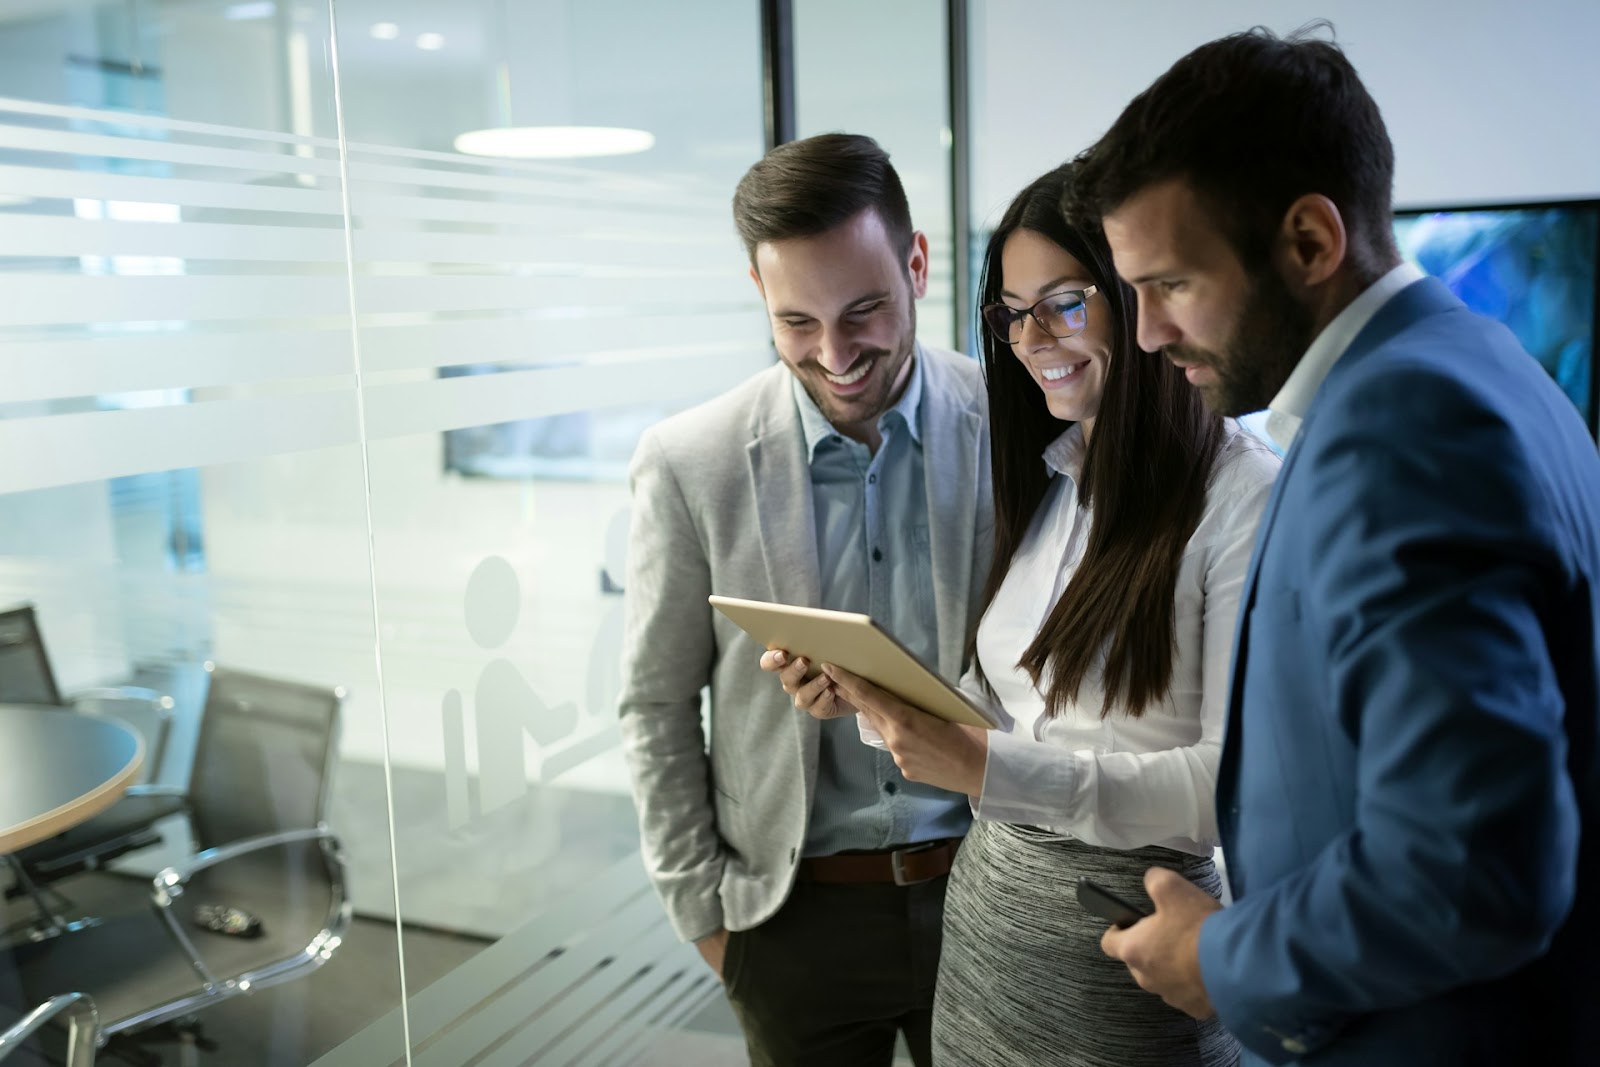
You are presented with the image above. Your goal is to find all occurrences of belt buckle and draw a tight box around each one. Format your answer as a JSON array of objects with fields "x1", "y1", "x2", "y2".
[{"x1": 890, "y1": 841, "x2": 942, "y2": 887}]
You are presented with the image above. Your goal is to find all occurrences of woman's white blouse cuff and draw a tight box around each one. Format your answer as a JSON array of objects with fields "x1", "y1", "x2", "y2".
[{"x1": 976, "y1": 727, "x2": 1080, "y2": 826}]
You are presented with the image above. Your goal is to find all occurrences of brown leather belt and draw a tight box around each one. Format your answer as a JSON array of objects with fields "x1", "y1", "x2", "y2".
[{"x1": 796, "y1": 838, "x2": 961, "y2": 886}]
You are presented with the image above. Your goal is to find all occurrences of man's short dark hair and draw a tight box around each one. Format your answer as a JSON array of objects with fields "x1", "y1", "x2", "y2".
[
  {"x1": 732, "y1": 132, "x2": 914, "y2": 265},
  {"x1": 1070, "y1": 25, "x2": 1398, "y2": 273}
]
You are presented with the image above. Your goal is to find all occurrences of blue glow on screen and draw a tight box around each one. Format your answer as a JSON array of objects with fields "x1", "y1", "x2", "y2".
[{"x1": 1394, "y1": 203, "x2": 1597, "y2": 428}]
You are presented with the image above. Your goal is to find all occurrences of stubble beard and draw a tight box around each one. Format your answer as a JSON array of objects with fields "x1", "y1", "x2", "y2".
[
  {"x1": 798, "y1": 311, "x2": 918, "y2": 428},
  {"x1": 1168, "y1": 268, "x2": 1315, "y2": 417}
]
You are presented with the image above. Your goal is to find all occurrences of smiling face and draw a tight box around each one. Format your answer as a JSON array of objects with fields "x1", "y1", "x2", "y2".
[
  {"x1": 1103, "y1": 178, "x2": 1312, "y2": 416},
  {"x1": 997, "y1": 227, "x2": 1113, "y2": 434},
  {"x1": 752, "y1": 208, "x2": 927, "y2": 445}
]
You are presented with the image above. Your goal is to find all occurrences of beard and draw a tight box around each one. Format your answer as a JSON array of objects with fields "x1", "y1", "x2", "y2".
[
  {"x1": 1166, "y1": 267, "x2": 1315, "y2": 417},
  {"x1": 793, "y1": 312, "x2": 918, "y2": 429}
]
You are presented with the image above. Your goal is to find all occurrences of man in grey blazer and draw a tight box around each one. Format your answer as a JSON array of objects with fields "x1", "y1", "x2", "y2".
[{"x1": 618, "y1": 133, "x2": 993, "y2": 1066}]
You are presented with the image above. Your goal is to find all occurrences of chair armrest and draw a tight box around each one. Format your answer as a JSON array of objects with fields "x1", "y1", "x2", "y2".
[
  {"x1": 122, "y1": 785, "x2": 187, "y2": 800},
  {"x1": 147, "y1": 827, "x2": 349, "y2": 994},
  {"x1": 0, "y1": 992, "x2": 98, "y2": 1067},
  {"x1": 70, "y1": 685, "x2": 166, "y2": 705},
  {"x1": 152, "y1": 826, "x2": 341, "y2": 902},
  {"x1": 69, "y1": 688, "x2": 176, "y2": 784}
]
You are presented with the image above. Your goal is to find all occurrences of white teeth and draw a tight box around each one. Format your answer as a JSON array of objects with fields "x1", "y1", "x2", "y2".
[
  {"x1": 1041, "y1": 364, "x2": 1079, "y2": 381},
  {"x1": 823, "y1": 358, "x2": 873, "y2": 385}
]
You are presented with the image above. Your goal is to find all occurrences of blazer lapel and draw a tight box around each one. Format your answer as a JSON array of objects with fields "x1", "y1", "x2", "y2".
[
  {"x1": 745, "y1": 375, "x2": 823, "y2": 782},
  {"x1": 920, "y1": 351, "x2": 983, "y2": 680}
]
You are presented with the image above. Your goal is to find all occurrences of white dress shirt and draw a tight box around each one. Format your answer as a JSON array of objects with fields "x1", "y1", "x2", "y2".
[
  {"x1": 1264, "y1": 262, "x2": 1425, "y2": 450},
  {"x1": 966, "y1": 420, "x2": 1280, "y2": 857}
]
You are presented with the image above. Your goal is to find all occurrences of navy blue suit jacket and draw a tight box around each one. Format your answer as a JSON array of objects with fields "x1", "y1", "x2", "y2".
[{"x1": 1197, "y1": 277, "x2": 1600, "y2": 1065}]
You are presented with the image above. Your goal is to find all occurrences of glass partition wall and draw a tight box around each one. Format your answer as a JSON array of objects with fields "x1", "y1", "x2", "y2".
[{"x1": 0, "y1": 0, "x2": 777, "y2": 1062}]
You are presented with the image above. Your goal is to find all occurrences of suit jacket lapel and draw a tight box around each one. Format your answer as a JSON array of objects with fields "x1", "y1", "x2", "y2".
[
  {"x1": 745, "y1": 371, "x2": 823, "y2": 783},
  {"x1": 920, "y1": 349, "x2": 983, "y2": 679}
]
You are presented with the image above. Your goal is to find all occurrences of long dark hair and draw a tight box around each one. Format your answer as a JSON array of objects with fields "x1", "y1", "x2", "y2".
[{"x1": 974, "y1": 163, "x2": 1223, "y2": 718}]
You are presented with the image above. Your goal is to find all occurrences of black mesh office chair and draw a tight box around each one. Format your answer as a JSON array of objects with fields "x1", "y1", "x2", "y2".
[
  {"x1": 9, "y1": 664, "x2": 351, "y2": 1044},
  {"x1": 0, "y1": 604, "x2": 181, "y2": 914},
  {"x1": 2, "y1": 604, "x2": 179, "y2": 940},
  {"x1": 0, "y1": 605, "x2": 62, "y2": 706}
]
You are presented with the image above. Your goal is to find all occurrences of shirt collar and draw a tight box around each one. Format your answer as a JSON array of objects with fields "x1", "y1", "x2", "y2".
[
  {"x1": 793, "y1": 344, "x2": 925, "y2": 459},
  {"x1": 1041, "y1": 422, "x2": 1087, "y2": 481},
  {"x1": 1265, "y1": 262, "x2": 1425, "y2": 450}
]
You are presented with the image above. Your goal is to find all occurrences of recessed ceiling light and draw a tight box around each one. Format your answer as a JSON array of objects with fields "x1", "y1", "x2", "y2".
[
  {"x1": 370, "y1": 22, "x2": 399, "y2": 40},
  {"x1": 224, "y1": 1, "x2": 275, "y2": 19},
  {"x1": 453, "y1": 126, "x2": 655, "y2": 160},
  {"x1": 415, "y1": 32, "x2": 445, "y2": 50}
]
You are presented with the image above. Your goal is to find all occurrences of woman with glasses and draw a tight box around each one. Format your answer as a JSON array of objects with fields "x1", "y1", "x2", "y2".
[{"x1": 763, "y1": 162, "x2": 1277, "y2": 1065}]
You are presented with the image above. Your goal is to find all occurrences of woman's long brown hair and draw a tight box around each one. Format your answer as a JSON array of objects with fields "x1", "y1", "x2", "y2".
[{"x1": 973, "y1": 163, "x2": 1223, "y2": 717}]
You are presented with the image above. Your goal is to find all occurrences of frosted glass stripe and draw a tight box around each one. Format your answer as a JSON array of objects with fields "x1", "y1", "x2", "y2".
[
  {"x1": 0, "y1": 276, "x2": 351, "y2": 326},
  {"x1": 2, "y1": 216, "x2": 346, "y2": 263},
  {"x1": 0, "y1": 125, "x2": 343, "y2": 178},
  {"x1": 586, "y1": 962, "x2": 716, "y2": 1067},
  {"x1": 512, "y1": 931, "x2": 690, "y2": 1067},
  {"x1": 298, "y1": 858, "x2": 656, "y2": 1066},
  {"x1": 355, "y1": 316, "x2": 768, "y2": 374},
  {"x1": 345, "y1": 159, "x2": 722, "y2": 209},
  {"x1": 1, "y1": 275, "x2": 753, "y2": 328},
  {"x1": 0, "y1": 95, "x2": 343, "y2": 152},
  {"x1": 0, "y1": 165, "x2": 342, "y2": 215},
  {"x1": 349, "y1": 230, "x2": 734, "y2": 268},
  {"x1": 2, "y1": 216, "x2": 732, "y2": 269},
  {"x1": 346, "y1": 190, "x2": 728, "y2": 229},
  {"x1": 412, "y1": 891, "x2": 667, "y2": 1067},
  {"x1": 0, "y1": 391, "x2": 358, "y2": 494},
  {"x1": 0, "y1": 329, "x2": 355, "y2": 403},
  {"x1": 361, "y1": 348, "x2": 768, "y2": 438},
  {"x1": 348, "y1": 274, "x2": 751, "y2": 315}
]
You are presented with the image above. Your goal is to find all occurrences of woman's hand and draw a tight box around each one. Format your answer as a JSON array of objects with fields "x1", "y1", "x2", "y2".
[
  {"x1": 759, "y1": 648, "x2": 858, "y2": 720},
  {"x1": 821, "y1": 663, "x2": 989, "y2": 796}
]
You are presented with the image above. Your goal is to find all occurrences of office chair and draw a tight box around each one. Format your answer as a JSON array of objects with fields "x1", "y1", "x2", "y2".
[
  {"x1": 0, "y1": 993, "x2": 98, "y2": 1066},
  {"x1": 1, "y1": 605, "x2": 181, "y2": 925},
  {"x1": 0, "y1": 604, "x2": 62, "y2": 706},
  {"x1": 9, "y1": 664, "x2": 351, "y2": 1045}
]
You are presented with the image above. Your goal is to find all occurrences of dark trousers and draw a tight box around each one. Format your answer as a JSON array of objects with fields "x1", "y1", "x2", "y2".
[{"x1": 722, "y1": 875, "x2": 948, "y2": 1067}]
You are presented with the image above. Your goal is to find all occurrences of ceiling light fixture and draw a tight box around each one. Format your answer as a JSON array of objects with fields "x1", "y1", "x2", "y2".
[
  {"x1": 370, "y1": 22, "x2": 399, "y2": 40},
  {"x1": 452, "y1": 125, "x2": 654, "y2": 160},
  {"x1": 415, "y1": 32, "x2": 445, "y2": 50},
  {"x1": 224, "y1": 1, "x2": 275, "y2": 19}
]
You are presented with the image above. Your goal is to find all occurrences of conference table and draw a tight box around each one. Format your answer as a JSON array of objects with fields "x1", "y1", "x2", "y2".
[{"x1": 0, "y1": 702, "x2": 143, "y2": 861}]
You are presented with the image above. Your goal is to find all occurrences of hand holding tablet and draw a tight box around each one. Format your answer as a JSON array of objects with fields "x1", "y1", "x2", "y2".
[{"x1": 710, "y1": 594, "x2": 996, "y2": 731}]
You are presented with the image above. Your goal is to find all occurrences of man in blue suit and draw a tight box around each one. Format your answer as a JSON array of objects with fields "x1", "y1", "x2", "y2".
[{"x1": 1073, "y1": 28, "x2": 1600, "y2": 1066}]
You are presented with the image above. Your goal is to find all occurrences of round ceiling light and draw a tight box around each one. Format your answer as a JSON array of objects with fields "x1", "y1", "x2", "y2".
[{"x1": 452, "y1": 126, "x2": 655, "y2": 160}]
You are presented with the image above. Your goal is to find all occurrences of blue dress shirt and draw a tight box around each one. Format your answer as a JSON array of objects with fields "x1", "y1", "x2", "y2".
[{"x1": 792, "y1": 356, "x2": 973, "y2": 856}]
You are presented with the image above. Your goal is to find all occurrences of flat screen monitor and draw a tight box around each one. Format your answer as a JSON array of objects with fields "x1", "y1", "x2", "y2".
[
  {"x1": 1243, "y1": 199, "x2": 1600, "y2": 450},
  {"x1": 1393, "y1": 199, "x2": 1598, "y2": 437}
]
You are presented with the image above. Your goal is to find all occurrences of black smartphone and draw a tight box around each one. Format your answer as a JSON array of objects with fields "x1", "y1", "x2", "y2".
[{"x1": 1075, "y1": 877, "x2": 1150, "y2": 929}]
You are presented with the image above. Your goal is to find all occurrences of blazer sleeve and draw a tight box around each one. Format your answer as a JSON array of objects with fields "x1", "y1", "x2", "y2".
[
  {"x1": 616, "y1": 429, "x2": 726, "y2": 943},
  {"x1": 1198, "y1": 366, "x2": 1582, "y2": 1061}
]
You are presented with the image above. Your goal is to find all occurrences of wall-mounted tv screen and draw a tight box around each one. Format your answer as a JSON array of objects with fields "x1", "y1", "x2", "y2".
[
  {"x1": 1393, "y1": 199, "x2": 1598, "y2": 436},
  {"x1": 1243, "y1": 199, "x2": 1600, "y2": 451}
]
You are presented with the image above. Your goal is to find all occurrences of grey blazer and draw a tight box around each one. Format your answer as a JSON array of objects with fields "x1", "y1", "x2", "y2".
[{"x1": 617, "y1": 343, "x2": 994, "y2": 942}]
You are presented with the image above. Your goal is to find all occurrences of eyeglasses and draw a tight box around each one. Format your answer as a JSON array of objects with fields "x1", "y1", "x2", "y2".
[{"x1": 980, "y1": 285, "x2": 1098, "y2": 344}]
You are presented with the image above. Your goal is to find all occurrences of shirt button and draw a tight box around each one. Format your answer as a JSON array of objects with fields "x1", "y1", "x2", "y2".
[
  {"x1": 789, "y1": 847, "x2": 797, "y2": 863},
  {"x1": 872, "y1": 547, "x2": 883, "y2": 562},
  {"x1": 883, "y1": 781, "x2": 898, "y2": 795},
  {"x1": 868, "y1": 473, "x2": 877, "y2": 484}
]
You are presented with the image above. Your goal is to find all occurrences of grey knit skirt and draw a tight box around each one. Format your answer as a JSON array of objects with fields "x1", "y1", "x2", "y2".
[{"x1": 931, "y1": 819, "x2": 1240, "y2": 1067}]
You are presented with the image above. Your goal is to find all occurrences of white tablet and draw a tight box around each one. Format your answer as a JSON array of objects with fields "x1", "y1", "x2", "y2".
[{"x1": 709, "y1": 594, "x2": 996, "y2": 729}]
